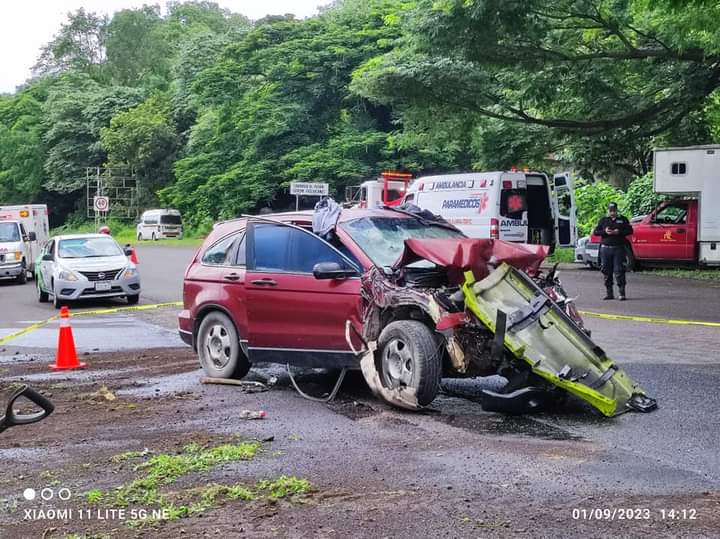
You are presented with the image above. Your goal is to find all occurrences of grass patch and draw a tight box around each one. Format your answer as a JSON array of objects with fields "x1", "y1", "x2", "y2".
[
  {"x1": 85, "y1": 489, "x2": 103, "y2": 503},
  {"x1": 644, "y1": 268, "x2": 720, "y2": 281},
  {"x1": 51, "y1": 220, "x2": 204, "y2": 247},
  {"x1": 257, "y1": 476, "x2": 312, "y2": 499},
  {"x1": 101, "y1": 441, "x2": 311, "y2": 528},
  {"x1": 546, "y1": 247, "x2": 576, "y2": 264},
  {"x1": 113, "y1": 442, "x2": 261, "y2": 507}
]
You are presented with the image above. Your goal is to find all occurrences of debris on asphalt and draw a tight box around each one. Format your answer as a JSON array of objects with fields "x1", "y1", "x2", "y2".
[
  {"x1": 200, "y1": 377, "x2": 269, "y2": 393},
  {"x1": 239, "y1": 410, "x2": 267, "y2": 420}
]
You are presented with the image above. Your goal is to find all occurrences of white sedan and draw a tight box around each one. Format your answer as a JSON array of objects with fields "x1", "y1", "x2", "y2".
[{"x1": 35, "y1": 234, "x2": 140, "y2": 308}]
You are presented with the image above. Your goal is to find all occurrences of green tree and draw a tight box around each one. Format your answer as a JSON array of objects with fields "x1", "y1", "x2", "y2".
[
  {"x1": 352, "y1": 0, "x2": 720, "y2": 178},
  {"x1": 42, "y1": 73, "x2": 143, "y2": 194},
  {"x1": 33, "y1": 9, "x2": 108, "y2": 81},
  {"x1": 101, "y1": 94, "x2": 179, "y2": 200}
]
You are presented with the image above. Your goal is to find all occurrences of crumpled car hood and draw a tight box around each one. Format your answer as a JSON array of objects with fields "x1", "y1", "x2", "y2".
[{"x1": 393, "y1": 238, "x2": 549, "y2": 285}]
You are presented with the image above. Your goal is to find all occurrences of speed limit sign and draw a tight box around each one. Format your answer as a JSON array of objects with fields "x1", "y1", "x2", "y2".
[{"x1": 93, "y1": 196, "x2": 110, "y2": 212}]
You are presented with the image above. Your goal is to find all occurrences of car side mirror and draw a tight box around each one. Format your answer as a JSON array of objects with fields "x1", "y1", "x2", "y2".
[
  {"x1": 313, "y1": 262, "x2": 356, "y2": 280},
  {"x1": 42, "y1": 253, "x2": 53, "y2": 261},
  {"x1": 0, "y1": 385, "x2": 54, "y2": 434},
  {"x1": 28, "y1": 232, "x2": 37, "y2": 241},
  {"x1": 123, "y1": 246, "x2": 133, "y2": 256}
]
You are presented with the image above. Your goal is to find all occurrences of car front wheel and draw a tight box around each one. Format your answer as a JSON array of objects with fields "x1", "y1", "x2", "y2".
[
  {"x1": 52, "y1": 283, "x2": 64, "y2": 309},
  {"x1": 377, "y1": 320, "x2": 441, "y2": 406},
  {"x1": 16, "y1": 262, "x2": 27, "y2": 284},
  {"x1": 126, "y1": 294, "x2": 140, "y2": 305},
  {"x1": 197, "y1": 311, "x2": 250, "y2": 379},
  {"x1": 37, "y1": 278, "x2": 49, "y2": 302}
]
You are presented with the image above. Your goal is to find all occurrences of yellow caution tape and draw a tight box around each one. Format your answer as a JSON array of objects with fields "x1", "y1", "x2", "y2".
[
  {"x1": 579, "y1": 310, "x2": 720, "y2": 328},
  {"x1": 0, "y1": 316, "x2": 60, "y2": 346},
  {"x1": 69, "y1": 301, "x2": 183, "y2": 318},
  {"x1": 0, "y1": 301, "x2": 183, "y2": 346}
]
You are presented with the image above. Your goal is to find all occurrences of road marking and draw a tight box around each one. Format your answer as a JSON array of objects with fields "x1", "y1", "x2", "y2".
[
  {"x1": 579, "y1": 310, "x2": 720, "y2": 328},
  {"x1": 0, "y1": 301, "x2": 183, "y2": 346}
]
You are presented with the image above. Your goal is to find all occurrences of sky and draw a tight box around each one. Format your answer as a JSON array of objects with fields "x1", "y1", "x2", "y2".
[{"x1": 0, "y1": 0, "x2": 327, "y2": 94}]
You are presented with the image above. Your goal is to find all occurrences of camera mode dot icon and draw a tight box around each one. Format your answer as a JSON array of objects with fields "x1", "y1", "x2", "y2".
[{"x1": 23, "y1": 488, "x2": 36, "y2": 501}]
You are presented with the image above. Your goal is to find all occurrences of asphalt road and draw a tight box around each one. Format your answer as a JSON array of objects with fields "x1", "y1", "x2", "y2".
[
  {"x1": 2, "y1": 245, "x2": 720, "y2": 537},
  {"x1": 0, "y1": 244, "x2": 194, "y2": 327},
  {"x1": 2, "y1": 246, "x2": 718, "y2": 327}
]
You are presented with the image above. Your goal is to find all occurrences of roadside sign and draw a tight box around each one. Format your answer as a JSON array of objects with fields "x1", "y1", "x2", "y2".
[
  {"x1": 290, "y1": 182, "x2": 329, "y2": 196},
  {"x1": 93, "y1": 196, "x2": 110, "y2": 212}
]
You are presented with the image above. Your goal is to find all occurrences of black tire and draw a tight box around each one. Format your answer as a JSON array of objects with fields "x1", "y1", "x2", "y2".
[
  {"x1": 197, "y1": 311, "x2": 250, "y2": 379},
  {"x1": 37, "y1": 278, "x2": 49, "y2": 303},
  {"x1": 377, "y1": 320, "x2": 441, "y2": 406},
  {"x1": 137, "y1": 232, "x2": 143, "y2": 241},
  {"x1": 126, "y1": 294, "x2": 140, "y2": 305},
  {"x1": 16, "y1": 262, "x2": 27, "y2": 284},
  {"x1": 151, "y1": 232, "x2": 157, "y2": 241},
  {"x1": 52, "y1": 284, "x2": 64, "y2": 309},
  {"x1": 625, "y1": 246, "x2": 638, "y2": 272}
]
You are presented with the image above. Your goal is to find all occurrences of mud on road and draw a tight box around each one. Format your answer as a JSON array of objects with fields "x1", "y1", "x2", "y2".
[{"x1": 0, "y1": 349, "x2": 718, "y2": 539}]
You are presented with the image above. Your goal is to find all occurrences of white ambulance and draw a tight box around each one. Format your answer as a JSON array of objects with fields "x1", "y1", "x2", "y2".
[
  {"x1": 0, "y1": 204, "x2": 50, "y2": 283},
  {"x1": 403, "y1": 171, "x2": 577, "y2": 248}
]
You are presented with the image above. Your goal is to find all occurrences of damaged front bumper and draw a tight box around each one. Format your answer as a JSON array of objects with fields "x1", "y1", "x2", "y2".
[{"x1": 462, "y1": 263, "x2": 657, "y2": 417}]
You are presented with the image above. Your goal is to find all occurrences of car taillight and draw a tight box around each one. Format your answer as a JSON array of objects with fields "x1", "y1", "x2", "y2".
[
  {"x1": 502, "y1": 180, "x2": 513, "y2": 189},
  {"x1": 490, "y1": 218, "x2": 499, "y2": 239}
]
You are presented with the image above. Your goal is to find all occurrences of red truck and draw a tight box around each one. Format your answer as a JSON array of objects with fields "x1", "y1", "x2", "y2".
[{"x1": 588, "y1": 146, "x2": 720, "y2": 269}]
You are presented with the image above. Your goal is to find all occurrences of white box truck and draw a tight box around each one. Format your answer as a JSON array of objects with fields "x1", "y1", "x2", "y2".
[
  {"x1": 652, "y1": 146, "x2": 720, "y2": 265},
  {"x1": 0, "y1": 204, "x2": 50, "y2": 283}
]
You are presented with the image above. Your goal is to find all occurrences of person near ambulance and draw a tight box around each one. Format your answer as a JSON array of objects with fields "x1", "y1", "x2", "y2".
[{"x1": 593, "y1": 202, "x2": 633, "y2": 300}]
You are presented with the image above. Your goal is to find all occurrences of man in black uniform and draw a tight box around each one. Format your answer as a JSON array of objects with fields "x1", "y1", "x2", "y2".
[{"x1": 593, "y1": 202, "x2": 633, "y2": 300}]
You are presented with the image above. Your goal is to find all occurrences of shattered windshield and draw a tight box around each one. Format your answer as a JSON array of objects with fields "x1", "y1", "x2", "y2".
[{"x1": 340, "y1": 217, "x2": 465, "y2": 268}]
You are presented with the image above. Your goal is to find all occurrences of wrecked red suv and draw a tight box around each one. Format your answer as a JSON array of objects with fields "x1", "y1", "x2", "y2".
[
  {"x1": 179, "y1": 209, "x2": 460, "y2": 384},
  {"x1": 179, "y1": 207, "x2": 656, "y2": 416}
]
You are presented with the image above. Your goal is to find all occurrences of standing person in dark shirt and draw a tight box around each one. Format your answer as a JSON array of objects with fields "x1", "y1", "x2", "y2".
[{"x1": 593, "y1": 202, "x2": 633, "y2": 300}]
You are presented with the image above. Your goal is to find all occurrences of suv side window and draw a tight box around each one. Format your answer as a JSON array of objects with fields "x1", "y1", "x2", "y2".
[
  {"x1": 253, "y1": 224, "x2": 348, "y2": 273},
  {"x1": 202, "y1": 234, "x2": 240, "y2": 265}
]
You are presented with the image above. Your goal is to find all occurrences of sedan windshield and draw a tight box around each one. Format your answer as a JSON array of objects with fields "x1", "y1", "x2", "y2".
[
  {"x1": 340, "y1": 217, "x2": 465, "y2": 268},
  {"x1": 0, "y1": 222, "x2": 20, "y2": 242},
  {"x1": 58, "y1": 237, "x2": 123, "y2": 259}
]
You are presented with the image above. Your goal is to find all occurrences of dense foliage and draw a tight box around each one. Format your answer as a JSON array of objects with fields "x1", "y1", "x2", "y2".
[{"x1": 1, "y1": 0, "x2": 719, "y2": 227}]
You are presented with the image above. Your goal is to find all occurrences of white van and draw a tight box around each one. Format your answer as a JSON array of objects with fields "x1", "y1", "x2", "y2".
[
  {"x1": 136, "y1": 209, "x2": 183, "y2": 240},
  {"x1": 0, "y1": 204, "x2": 50, "y2": 282},
  {"x1": 404, "y1": 171, "x2": 576, "y2": 248}
]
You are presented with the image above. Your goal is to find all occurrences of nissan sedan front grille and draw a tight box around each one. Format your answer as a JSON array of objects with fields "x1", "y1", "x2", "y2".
[{"x1": 78, "y1": 269, "x2": 123, "y2": 281}]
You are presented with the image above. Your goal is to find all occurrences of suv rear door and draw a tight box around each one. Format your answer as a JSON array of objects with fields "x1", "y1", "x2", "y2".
[{"x1": 245, "y1": 222, "x2": 362, "y2": 367}]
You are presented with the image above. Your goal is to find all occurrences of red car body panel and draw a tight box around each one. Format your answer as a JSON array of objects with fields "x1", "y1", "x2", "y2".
[{"x1": 394, "y1": 238, "x2": 549, "y2": 284}]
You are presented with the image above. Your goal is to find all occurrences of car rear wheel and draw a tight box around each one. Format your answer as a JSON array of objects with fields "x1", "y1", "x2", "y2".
[
  {"x1": 197, "y1": 311, "x2": 250, "y2": 379},
  {"x1": 137, "y1": 232, "x2": 143, "y2": 241},
  {"x1": 378, "y1": 320, "x2": 441, "y2": 406},
  {"x1": 151, "y1": 232, "x2": 157, "y2": 241}
]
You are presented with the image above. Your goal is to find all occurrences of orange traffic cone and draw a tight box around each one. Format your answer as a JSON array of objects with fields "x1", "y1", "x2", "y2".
[
  {"x1": 130, "y1": 246, "x2": 139, "y2": 264},
  {"x1": 49, "y1": 306, "x2": 87, "y2": 371}
]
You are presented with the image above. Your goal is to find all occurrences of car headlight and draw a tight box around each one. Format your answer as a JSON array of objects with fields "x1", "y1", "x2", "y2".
[
  {"x1": 58, "y1": 269, "x2": 79, "y2": 281},
  {"x1": 123, "y1": 266, "x2": 138, "y2": 278}
]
